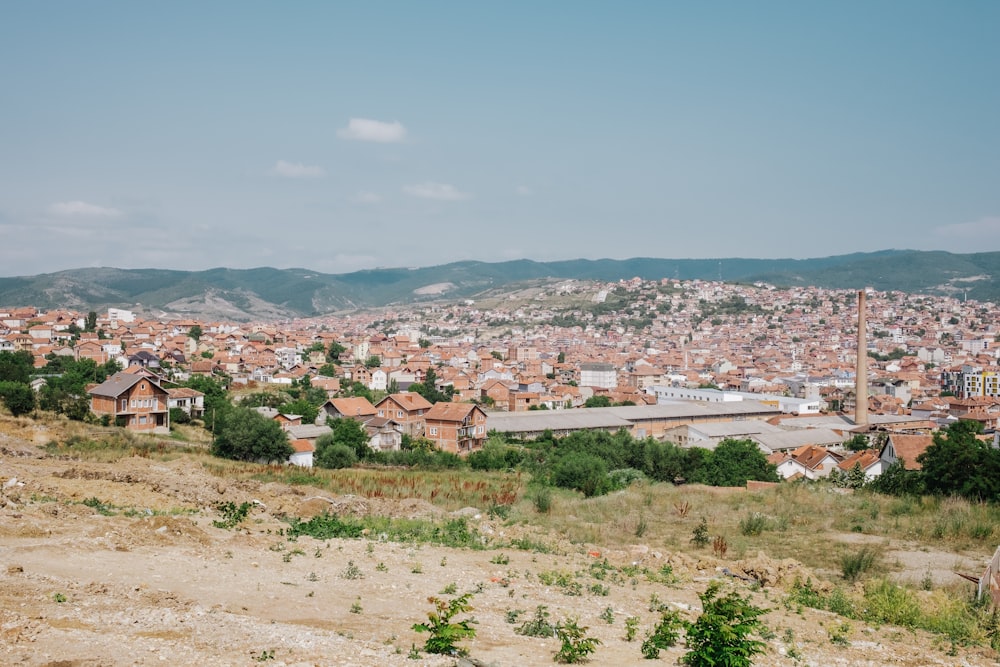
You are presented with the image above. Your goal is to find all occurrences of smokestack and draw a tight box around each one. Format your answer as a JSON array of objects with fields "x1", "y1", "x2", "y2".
[{"x1": 854, "y1": 290, "x2": 868, "y2": 426}]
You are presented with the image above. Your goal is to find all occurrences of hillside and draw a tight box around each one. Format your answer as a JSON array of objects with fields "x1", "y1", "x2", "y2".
[
  {"x1": 1, "y1": 249, "x2": 998, "y2": 320},
  {"x1": 1, "y1": 415, "x2": 997, "y2": 665}
]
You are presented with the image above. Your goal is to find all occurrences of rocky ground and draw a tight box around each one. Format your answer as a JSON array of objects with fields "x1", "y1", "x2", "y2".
[{"x1": 0, "y1": 418, "x2": 996, "y2": 667}]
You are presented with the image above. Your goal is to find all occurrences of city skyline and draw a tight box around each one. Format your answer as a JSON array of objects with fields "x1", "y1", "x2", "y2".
[{"x1": 2, "y1": 2, "x2": 998, "y2": 277}]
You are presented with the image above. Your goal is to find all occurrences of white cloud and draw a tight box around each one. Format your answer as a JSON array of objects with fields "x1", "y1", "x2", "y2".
[
  {"x1": 933, "y1": 216, "x2": 1000, "y2": 239},
  {"x1": 49, "y1": 200, "x2": 122, "y2": 218},
  {"x1": 515, "y1": 185, "x2": 533, "y2": 196},
  {"x1": 337, "y1": 118, "x2": 407, "y2": 143},
  {"x1": 272, "y1": 160, "x2": 326, "y2": 178},
  {"x1": 402, "y1": 182, "x2": 471, "y2": 201}
]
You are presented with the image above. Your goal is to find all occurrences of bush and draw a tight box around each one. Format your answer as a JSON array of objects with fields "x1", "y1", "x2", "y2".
[
  {"x1": 552, "y1": 452, "x2": 609, "y2": 497},
  {"x1": 211, "y1": 407, "x2": 293, "y2": 463},
  {"x1": 169, "y1": 407, "x2": 191, "y2": 425},
  {"x1": 316, "y1": 443, "x2": 357, "y2": 469},
  {"x1": 738, "y1": 512, "x2": 771, "y2": 536},
  {"x1": 841, "y1": 545, "x2": 881, "y2": 582},
  {"x1": 554, "y1": 618, "x2": 600, "y2": 663},
  {"x1": 0, "y1": 381, "x2": 35, "y2": 416},
  {"x1": 861, "y1": 579, "x2": 921, "y2": 628},
  {"x1": 641, "y1": 609, "x2": 684, "y2": 659},
  {"x1": 682, "y1": 582, "x2": 768, "y2": 667},
  {"x1": 412, "y1": 592, "x2": 477, "y2": 656}
]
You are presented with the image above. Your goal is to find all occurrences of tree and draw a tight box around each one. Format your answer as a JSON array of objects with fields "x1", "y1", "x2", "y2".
[
  {"x1": 278, "y1": 398, "x2": 319, "y2": 425},
  {"x1": 188, "y1": 325, "x2": 203, "y2": 342},
  {"x1": 583, "y1": 395, "x2": 612, "y2": 408},
  {"x1": 85, "y1": 311, "x2": 97, "y2": 332},
  {"x1": 327, "y1": 341, "x2": 347, "y2": 361},
  {"x1": 211, "y1": 407, "x2": 292, "y2": 463},
  {"x1": 843, "y1": 434, "x2": 870, "y2": 452},
  {"x1": 0, "y1": 350, "x2": 34, "y2": 384},
  {"x1": 323, "y1": 417, "x2": 370, "y2": 460},
  {"x1": 364, "y1": 355, "x2": 381, "y2": 368},
  {"x1": 314, "y1": 437, "x2": 357, "y2": 469},
  {"x1": 0, "y1": 381, "x2": 35, "y2": 416},
  {"x1": 557, "y1": 351, "x2": 566, "y2": 364},
  {"x1": 699, "y1": 439, "x2": 778, "y2": 487},
  {"x1": 918, "y1": 420, "x2": 1000, "y2": 502},
  {"x1": 552, "y1": 452, "x2": 609, "y2": 497}
]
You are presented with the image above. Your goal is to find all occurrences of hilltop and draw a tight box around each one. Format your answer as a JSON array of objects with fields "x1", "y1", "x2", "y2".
[{"x1": 2, "y1": 249, "x2": 999, "y2": 321}]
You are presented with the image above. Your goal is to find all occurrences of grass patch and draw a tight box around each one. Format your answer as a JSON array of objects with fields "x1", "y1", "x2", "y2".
[{"x1": 286, "y1": 514, "x2": 487, "y2": 550}]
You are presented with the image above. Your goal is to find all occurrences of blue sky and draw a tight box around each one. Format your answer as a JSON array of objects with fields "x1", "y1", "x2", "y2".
[{"x1": 2, "y1": 2, "x2": 998, "y2": 276}]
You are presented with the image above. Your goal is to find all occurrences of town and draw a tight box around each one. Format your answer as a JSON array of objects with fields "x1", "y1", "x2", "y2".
[{"x1": 2, "y1": 276, "x2": 997, "y2": 485}]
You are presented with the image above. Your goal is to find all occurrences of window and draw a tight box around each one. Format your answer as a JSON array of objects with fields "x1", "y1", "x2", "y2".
[
  {"x1": 378, "y1": 410, "x2": 384, "y2": 417},
  {"x1": 397, "y1": 411, "x2": 403, "y2": 418},
  {"x1": 429, "y1": 427, "x2": 438, "y2": 436},
  {"x1": 121, "y1": 399, "x2": 127, "y2": 411}
]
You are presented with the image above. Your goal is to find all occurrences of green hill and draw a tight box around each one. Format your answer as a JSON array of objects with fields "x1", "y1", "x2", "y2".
[{"x1": 0, "y1": 250, "x2": 996, "y2": 320}]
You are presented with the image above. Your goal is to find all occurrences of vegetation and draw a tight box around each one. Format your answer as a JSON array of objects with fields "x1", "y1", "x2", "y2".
[
  {"x1": 211, "y1": 406, "x2": 293, "y2": 463},
  {"x1": 412, "y1": 592, "x2": 477, "y2": 656},
  {"x1": 553, "y1": 618, "x2": 600, "y2": 663},
  {"x1": 682, "y1": 582, "x2": 767, "y2": 667}
]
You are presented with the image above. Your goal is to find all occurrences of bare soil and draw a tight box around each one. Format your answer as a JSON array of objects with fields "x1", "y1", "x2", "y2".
[{"x1": 0, "y1": 420, "x2": 996, "y2": 666}]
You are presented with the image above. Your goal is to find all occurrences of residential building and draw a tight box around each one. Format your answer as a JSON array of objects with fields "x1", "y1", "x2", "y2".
[
  {"x1": 88, "y1": 372, "x2": 170, "y2": 434},
  {"x1": 423, "y1": 402, "x2": 488, "y2": 454}
]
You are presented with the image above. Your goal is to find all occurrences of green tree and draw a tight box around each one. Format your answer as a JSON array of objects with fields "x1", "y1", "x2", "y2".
[
  {"x1": 182, "y1": 375, "x2": 230, "y2": 431},
  {"x1": 188, "y1": 325, "x2": 203, "y2": 342},
  {"x1": 552, "y1": 452, "x2": 609, "y2": 497},
  {"x1": 557, "y1": 351, "x2": 566, "y2": 364},
  {"x1": 0, "y1": 381, "x2": 35, "y2": 416},
  {"x1": 364, "y1": 355, "x2": 381, "y2": 368},
  {"x1": 843, "y1": 434, "x2": 870, "y2": 452},
  {"x1": 583, "y1": 395, "x2": 612, "y2": 408},
  {"x1": 0, "y1": 350, "x2": 34, "y2": 384},
  {"x1": 278, "y1": 398, "x2": 319, "y2": 425},
  {"x1": 314, "y1": 437, "x2": 357, "y2": 469},
  {"x1": 699, "y1": 439, "x2": 778, "y2": 487},
  {"x1": 323, "y1": 417, "x2": 371, "y2": 460},
  {"x1": 211, "y1": 407, "x2": 292, "y2": 463},
  {"x1": 682, "y1": 582, "x2": 767, "y2": 667},
  {"x1": 918, "y1": 420, "x2": 1000, "y2": 502},
  {"x1": 327, "y1": 341, "x2": 347, "y2": 361},
  {"x1": 85, "y1": 311, "x2": 98, "y2": 332}
]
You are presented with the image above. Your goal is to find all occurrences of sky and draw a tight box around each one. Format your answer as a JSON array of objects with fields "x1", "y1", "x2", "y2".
[{"x1": 2, "y1": 1, "x2": 999, "y2": 277}]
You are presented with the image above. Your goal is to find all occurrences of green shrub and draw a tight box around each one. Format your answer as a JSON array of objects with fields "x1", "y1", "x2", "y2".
[
  {"x1": 861, "y1": 579, "x2": 921, "y2": 628},
  {"x1": 641, "y1": 609, "x2": 684, "y2": 659},
  {"x1": 841, "y1": 545, "x2": 880, "y2": 582},
  {"x1": 213, "y1": 501, "x2": 253, "y2": 529},
  {"x1": 412, "y1": 592, "x2": 477, "y2": 656},
  {"x1": 516, "y1": 605, "x2": 556, "y2": 638},
  {"x1": 682, "y1": 582, "x2": 768, "y2": 667},
  {"x1": 691, "y1": 517, "x2": 710, "y2": 547},
  {"x1": 532, "y1": 486, "x2": 553, "y2": 514},
  {"x1": 552, "y1": 452, "x2": 609, "y2": 497},
  {"x1": 554, "y1": 618, "x2": 600, "y2": 664},
  {"x1": 738, "y1": 512, "x2": 771, "y2": 536}
]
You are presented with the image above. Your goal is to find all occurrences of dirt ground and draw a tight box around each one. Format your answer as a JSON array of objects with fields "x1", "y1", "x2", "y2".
[{"x1": 0, "y1": 420, "x2": 996, "y2": 666}]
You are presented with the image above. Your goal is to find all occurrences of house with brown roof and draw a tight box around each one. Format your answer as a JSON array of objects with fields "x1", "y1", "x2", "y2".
[
  {"x1": 423, "y1": 402, "x2": 488, "y2": 454},
  {"x1": 166, "y1": 387, "x2": 205, "y2": 418},
  {"x1": 836, "y1": 449, "x2": 884, "y2": 481},
  {"x1": 88, "y1": 372, "x2": 170, "y2": 434},
  {"x1": 320, "y1": 397, "x2": 377, "y2": 422},
  {"x1": 374, "y1": 392, "x2": 433, "y2": 437},
  {"x1": 880, "y1": 433, "x2": 935, "y2": 470},
  {"x1": 768, "y1": 445, "x2": 842, "y2": 480}
]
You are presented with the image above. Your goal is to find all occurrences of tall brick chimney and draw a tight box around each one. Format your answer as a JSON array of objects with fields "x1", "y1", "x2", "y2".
[{"x1": 854, "y1": 290, "x2": 868, "y2": 426}]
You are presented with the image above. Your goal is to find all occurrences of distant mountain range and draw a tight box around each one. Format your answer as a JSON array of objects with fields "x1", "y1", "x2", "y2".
[{"x1": 1, "y1": 249, "x2": 998, "y2": 321}]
